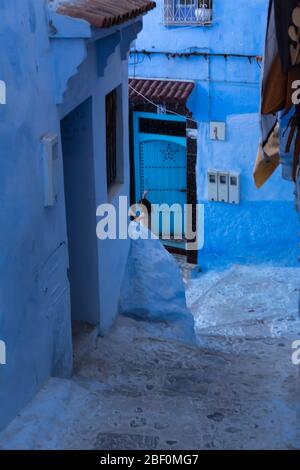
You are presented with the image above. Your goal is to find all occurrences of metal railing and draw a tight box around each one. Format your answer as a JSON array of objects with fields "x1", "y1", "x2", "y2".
[{"x1": 164, "y1": 0, "x2": 213, "y2": 26}]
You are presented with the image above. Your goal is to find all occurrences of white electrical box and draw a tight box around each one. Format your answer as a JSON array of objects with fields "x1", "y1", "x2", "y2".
[
  {"x1": 41, "y1": 133, "x2": 58, "y2": 207},
  {"x1": 187, "y1": 128, "x2": 198, "y2": 139},
  {"x1": 210, "y1": 121, "x2": 226, "y2": 141},
  {"x1": 208, "y1": 170, "x2": 218, "y2": 201},
  {"x1": 0, "y1": 80, "x2": 6, "y2": 105},
  {"x1": 229, "y1": 172, "x2": 241, "y2": 204},
  {"x1": 218, "y1": 172, "x2": 229, "y2": 203}
]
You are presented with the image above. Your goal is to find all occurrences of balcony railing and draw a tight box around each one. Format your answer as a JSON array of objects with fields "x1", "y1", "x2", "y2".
[{"x1": 164, "y1": 0, "x2": 213, "y2": 26}]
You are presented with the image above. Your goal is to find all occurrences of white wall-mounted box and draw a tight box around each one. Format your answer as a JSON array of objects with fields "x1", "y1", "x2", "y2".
[
  {"x1": 218, "y1": 172, "x2": 229, "y2": 203},
  {"x1": 208, "y1": 170, "x2": 218, "y2": 202},
  {"x1": 210, "y1": 121, "x2": 226, "y2": 141},
  {"x1": 187, "y1": 128, "x2": 198, "y2": 139},
  {"x1": 41, "y1": 133, "x2": 58, "y2": 207},
  {"x1": 0, "y1": 80, "x2": 6, "y2": 105},
  {"x1": 229, "y1": 172, "x2": 241, "y2": 204}
]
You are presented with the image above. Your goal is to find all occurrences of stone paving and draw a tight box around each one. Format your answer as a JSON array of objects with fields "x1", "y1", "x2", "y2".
[{"x1": 0, "y1": 265, "x2": 300, "y2": 450}]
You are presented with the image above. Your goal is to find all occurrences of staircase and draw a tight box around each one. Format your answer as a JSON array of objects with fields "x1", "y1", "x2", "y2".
[{"x1": 0, "y1": 265, "x2": 300, "y2": 450}]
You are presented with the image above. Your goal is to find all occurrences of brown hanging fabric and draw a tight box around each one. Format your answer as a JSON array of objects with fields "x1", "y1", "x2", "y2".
[
  {"x1": 293, "y1": 131, "x2": 300, "y2": 180},
  {"x1": 284, "y1": 109, "x2": 300, "y2": 180},
  {"x1": 256, "y1": 0, "x2": 300, "y2": 188}
]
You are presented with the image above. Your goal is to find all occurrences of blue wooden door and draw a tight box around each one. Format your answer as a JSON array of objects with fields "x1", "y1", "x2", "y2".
[{"x1": 134, "y1": 113, "x2": 187, "y2": 239}]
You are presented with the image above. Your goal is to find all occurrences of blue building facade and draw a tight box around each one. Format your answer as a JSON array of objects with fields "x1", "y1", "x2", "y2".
[
  {"x1": 0, "y1": 0, "x2": 154, "y2": 431},
  {"x1": 129, "y1": 0, "x2": 300, "y2": 267}
]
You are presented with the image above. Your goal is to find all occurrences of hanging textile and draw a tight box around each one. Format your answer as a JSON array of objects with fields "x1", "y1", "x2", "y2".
[{"x1": 255, "y1": 0, "x2": 300, "y2": 188}]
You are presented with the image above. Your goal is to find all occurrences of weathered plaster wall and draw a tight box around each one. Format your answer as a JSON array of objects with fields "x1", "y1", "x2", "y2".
[
  {"x1": 129, "y1": 0, "x2": 300, "y2": 265},
  {"x1": 0, "y1": 0, "x2": 132, "y2": 430},
  {"x1": 0, "y1": 0, "x2": 72, "y2": 431},
  {"x1": 197, "y1": 115, "x2": 299, "y2": 266}
]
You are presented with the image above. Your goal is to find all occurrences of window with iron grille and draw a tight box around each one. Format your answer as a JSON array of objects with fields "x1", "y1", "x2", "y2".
[
  {"x1": 164, "y1": 0, "x2": 213, "y2": 25},
  {"x1": 106, "y1": 89, "x2": 117, "y2": 189}
]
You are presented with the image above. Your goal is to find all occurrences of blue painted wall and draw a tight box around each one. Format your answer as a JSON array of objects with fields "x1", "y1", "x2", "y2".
[
  {"x1": 129, "y1": 0, "x2": 300, "y2": 266},
  {"x1": 0, "y1": 0, "x2": 138, "y2": 431}
]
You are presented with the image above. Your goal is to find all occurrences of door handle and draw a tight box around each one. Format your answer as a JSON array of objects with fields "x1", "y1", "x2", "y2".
[{"x1": 179, "y1": 189, "x2": 187, "y2": 193}]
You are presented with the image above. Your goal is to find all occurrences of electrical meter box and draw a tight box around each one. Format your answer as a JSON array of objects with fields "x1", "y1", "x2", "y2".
[
  {"x1": 208, "y1": 170, "x2": 218, "y2": 201},
  {"x1": 229, "y1": 172, "x2": 241, "y2": 204},
  {"x1": 218, "y1": 172, "x2": 229, "y2": 203},
  {"x1": 41, "y1": 133, "x2": 58, "y2": 207},
  {"x1": 0, "y1": 80, "x2": 6, "y2": 105}
]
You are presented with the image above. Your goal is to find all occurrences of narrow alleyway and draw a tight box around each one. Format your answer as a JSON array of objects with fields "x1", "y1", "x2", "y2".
[{"x1": 0, "y1": 263, "x2": 299, "y2": 450}]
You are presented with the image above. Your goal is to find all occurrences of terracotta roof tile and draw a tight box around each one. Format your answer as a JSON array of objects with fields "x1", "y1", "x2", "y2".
[
  {"x1": 49, "y1": 0, "x2": 156, "y2": 28},
  {"x1": 129, "y1": 78, "x2": 195, "y2": 105}
]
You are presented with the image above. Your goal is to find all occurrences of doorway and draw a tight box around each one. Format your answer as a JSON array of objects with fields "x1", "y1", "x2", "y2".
[
  {"x1": 60, "y1": 98, "x2": 100, "y2": 326},
  {"x1": 133, "y1": 112, "x2": 187, "y2": 246}
]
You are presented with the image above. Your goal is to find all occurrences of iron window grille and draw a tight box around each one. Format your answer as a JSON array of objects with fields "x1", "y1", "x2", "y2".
[
  {"x1": 164, "y1": 0, "x2": 213, "y2": 26},
  {"x1": 106, "y1": 89, "x2": 117, "y2": 189},
  {"x1": 139, "y1": 118, "x2": 187, "y2": 137}
]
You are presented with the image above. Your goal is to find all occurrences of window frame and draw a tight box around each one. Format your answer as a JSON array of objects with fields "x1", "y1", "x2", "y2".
[
  {"x1": 164, "y1": 0, "x2": 213, "y2": 26},
  {"x1": 105, "y1": 85, "x2": 124, "y2": 195},
  {"x1": 105, "y1": 88, "x2": 118, "y2": 190}
]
